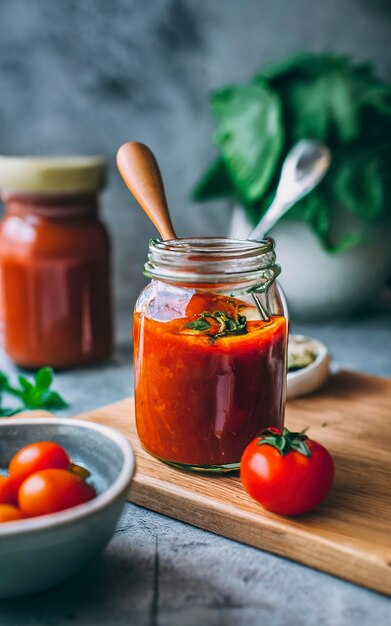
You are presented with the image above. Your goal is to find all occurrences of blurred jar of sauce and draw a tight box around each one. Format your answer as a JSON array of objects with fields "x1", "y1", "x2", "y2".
[{"x1": 0, "y1": 156, "x2": 112, "y2": 369}]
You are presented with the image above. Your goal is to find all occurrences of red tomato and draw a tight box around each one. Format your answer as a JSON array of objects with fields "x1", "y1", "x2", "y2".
[
  {"x1": 0, "y1": 504, "x2": 24, "y2": 523},
  {"x1": 9, "y1": 442, "x2": 70, "y2": 482},
  {"x1": 18, "y1": 469, "x2": 95, "y2": 517},
  {"x1": 0, "y1": 476, "x2": 7, "y2": 491},
  {"x1": 240, "y1": 428, "x2": 334, "y2": 516},
  {"x1": 0, "y1": 475, "x2": 22, "y2": 506}
]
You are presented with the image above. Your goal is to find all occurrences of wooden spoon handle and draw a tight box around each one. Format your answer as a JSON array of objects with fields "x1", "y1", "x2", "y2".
[{"x1": 116, "y1": 142, "x2": 177, "y2": 240}]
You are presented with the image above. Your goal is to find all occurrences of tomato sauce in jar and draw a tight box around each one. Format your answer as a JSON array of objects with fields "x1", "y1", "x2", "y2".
[
  {"x1": 134, "y1": 238, "x2": 287, "y2": 471},
  {"x1": 0, "y1": 157, "x2": 112, "y2": 369}
]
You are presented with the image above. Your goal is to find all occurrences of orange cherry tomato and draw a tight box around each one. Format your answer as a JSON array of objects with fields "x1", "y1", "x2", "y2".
[
  {"x1": 18, "y1": 469, "x2": 95, "y2": 517},
  {"x1": 0, "y1": 504, "x2": 24, "y2": 522},
  {"x1": 9, "y1": 441, "x2": 70, "y2": 482},
  {"x1": 0, "y1": 475, "x2": 22, "y2": 506}
]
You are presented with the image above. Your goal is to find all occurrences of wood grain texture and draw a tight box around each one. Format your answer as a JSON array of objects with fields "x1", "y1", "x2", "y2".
[
  {"x1": 116, "y1": 142, "x2": 177, "y2": 240},
  {"x1": 67, "y1": 370, "x2": 391, "y2": 595}
]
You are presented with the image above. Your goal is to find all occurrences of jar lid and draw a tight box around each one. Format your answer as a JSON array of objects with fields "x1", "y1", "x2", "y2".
[{"x1": 0, "y1": 156, "x2": 106, "y2": 194}]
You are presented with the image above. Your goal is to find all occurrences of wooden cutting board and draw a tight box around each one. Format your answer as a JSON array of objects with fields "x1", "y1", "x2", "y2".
[{"x1": 52, "y1": 370, "x2": 391, "y2": 594}]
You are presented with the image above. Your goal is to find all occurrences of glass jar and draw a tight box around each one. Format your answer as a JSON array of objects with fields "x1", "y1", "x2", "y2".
[
  {"x1": 0, "y1": 157, "x2": 112, "y2": 369},
  {"x1": 134, "y1": 237, "x2": 288, "y2": 472}
]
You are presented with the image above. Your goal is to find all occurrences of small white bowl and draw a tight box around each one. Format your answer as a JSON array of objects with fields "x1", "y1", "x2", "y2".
[
  {"x1": 287, "y1": 336, "x2": 330, "y2": 400},
  {"x1": 0, "y1": 417, "x2": 135, "y2": 598}
]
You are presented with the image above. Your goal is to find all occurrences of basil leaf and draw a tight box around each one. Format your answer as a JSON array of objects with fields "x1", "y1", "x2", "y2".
[
  {"x1": 257, "y1": 51, "x2": 314, "y2": 81},
  {"x1": 192, "y1": 52, "x2": 391, "y2": 251},
  {"x1": 192, "y1": 157, "x2": 235, "y2": 202},
  {"x1": 260, "y1": 68, "x2": 360, "y2": 145},
  {"x1": 0, "y1": 368, "x2": 68, "y2": 415},
  {"x1": 257, "y1": 52, "x2": 350, "y2": 82},
  {"x1": 257, "y1": 54, "x2": 372, "y2": 143},
  {"x1": 0, "y1": 372, "x2": 9, "y2": 390},
  {"x1": 333, "y1": 149, "x2": 387, "y2": 221},
  {"x1": 35, "y1": 367, "x2": 53, "y2": 391},
  {"x1": 288, "y1": 187, "x2": 331, "y2": 243},
  {"x1": 18, "y1": 375, "x2": 33, "y2": 393},
  {"x1": 38, "y1": 391, "x2": 69, "y2": 410},
  {"x1": 210, "y1": 82, "x2": 283, "y2": 203},
  {"x1": 184, "y1": 310, "x2": 247, "y2": 343},
  {"x1": 0, "y1": 408, "x2": 23, "y2": 418},
  {"x1": 185, "y1": 319, "x2": 211, "y2": 331}
]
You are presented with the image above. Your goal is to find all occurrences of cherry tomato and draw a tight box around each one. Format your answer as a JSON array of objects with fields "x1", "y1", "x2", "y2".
[
  {"x1": 9, "y1": 441, "x2": 70, "y2": 482},
  {"x1": 240, "y1": 428, "x2": 334, "y2": 516},
  {"x1": 18, "y1": 469, "x2": 95, "y2": 517},
  {"x1": 0, "y1": 504, "x2": 24, "y2": 522},
  {"x1": 0, "y1": 475, "x2": 22, "y2": 506}
]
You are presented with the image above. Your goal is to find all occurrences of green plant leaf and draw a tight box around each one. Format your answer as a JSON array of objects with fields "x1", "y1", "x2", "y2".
[
  {"x1": 333, "y1": 149, "x2": 387, "y2": 221},
  {"x1": 192, "y1": 157, "x2": 235, "y2": 202},
  {"x1": 18, "y1": 375, "x2": 33, "y2": 393},
  {"x1": 264, "y1": 70, "x2": 360, "y2": 144},
  {"x1": 192, "y1": 52, "x2": 391, "y2": 251},
  {"x1": 364, "y1": 85, "x2": 391, "y2": 117},
  {"x1": 210, "y1": 82, "x2": 283, "y2": 203},
  {"x1": 184, "y1": 310, "x2": 247, "y2": 344},
  {"x1": 0, "y1": 407, "x2": 23, "y2": 418},
  {"x1": 255, "y1": 53, "x2": 391, "y2": 147},
  {"x1": 35, "y1": 367, "x2": 53, "y2": 391},
  {"x1": 284, "y1": 173, "x2": 365, "y2": 253},
  {"x1": 257, "y1": 52, "x2": 352, "y2": 82},
  {"x1": 185, "y1": 318, "x2": 212, "y2": 331},
  {"x1": 39, "y1": 391, "x2": 69, "y2": 410},
  {"x1": 288, "y1": 187, "x2": 331, "y2": 243},
  {"x1": 0, "y1": 368, "x2": 68, "y2": 415},
  {"x1": 326, "y1": 232, "x2": 366, "y2": 254},
  {"x1": 0, "y1": 372, "x2": 9, "y2": 390},
  {"x1": 256, "y1": 51, "x2": 313, "y2": 81}
]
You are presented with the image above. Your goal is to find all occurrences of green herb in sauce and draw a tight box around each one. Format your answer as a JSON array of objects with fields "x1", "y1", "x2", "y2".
[{"x1": 184, "y1": 310, "x2": 247, "y2": 344}]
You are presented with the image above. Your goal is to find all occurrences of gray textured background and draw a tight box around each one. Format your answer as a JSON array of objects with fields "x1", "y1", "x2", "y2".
[{"x1": 0, "y1": 0, "x2": 390, "y2": 340}]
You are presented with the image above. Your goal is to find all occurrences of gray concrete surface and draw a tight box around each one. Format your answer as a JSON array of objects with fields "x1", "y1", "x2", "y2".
[
  {"x1": 0, "y1": 505, "x2": 390, "y2": 626},
  {"x1": 0, "y1": 313, "x2": 390, "y2": 625}
]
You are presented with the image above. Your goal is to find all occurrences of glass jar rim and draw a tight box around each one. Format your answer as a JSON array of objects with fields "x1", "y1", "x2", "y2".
[{"x1": 144, "y1": 237, "x2": 280, "y2": 290}]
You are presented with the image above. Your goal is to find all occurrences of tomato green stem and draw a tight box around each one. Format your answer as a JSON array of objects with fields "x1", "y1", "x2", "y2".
[{"x1": 256, "y1": 427, "x2": 311, "y2": 457}]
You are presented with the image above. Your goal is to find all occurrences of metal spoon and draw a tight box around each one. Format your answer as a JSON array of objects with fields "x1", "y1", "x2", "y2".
[{"x1": 248, "y1": 140, "x2": 331, "y2": 240}]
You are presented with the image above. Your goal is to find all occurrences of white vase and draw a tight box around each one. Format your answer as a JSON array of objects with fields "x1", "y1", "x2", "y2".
[{"x1": 229, "y1": 205, "x2": 391, "y2": 320}]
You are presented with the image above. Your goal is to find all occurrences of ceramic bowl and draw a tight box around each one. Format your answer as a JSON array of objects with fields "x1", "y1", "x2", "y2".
[
  {"x1": 230, "y1": 205, "x2": 391, "y2": 319},
  {"x1": 287, "y1": 336, "x2": 330, "y2": 399},
  {"x1": 0, "y1": 417, "x2": 135, "y2": 598}
]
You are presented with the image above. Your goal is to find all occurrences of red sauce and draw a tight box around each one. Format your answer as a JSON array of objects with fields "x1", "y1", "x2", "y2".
[
  {"x1": 0, "y1": 192, "x2": 112, "y2": 369},
  {"x1": 134, "y1": 293, "x2": 287, "y2": 467}
]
